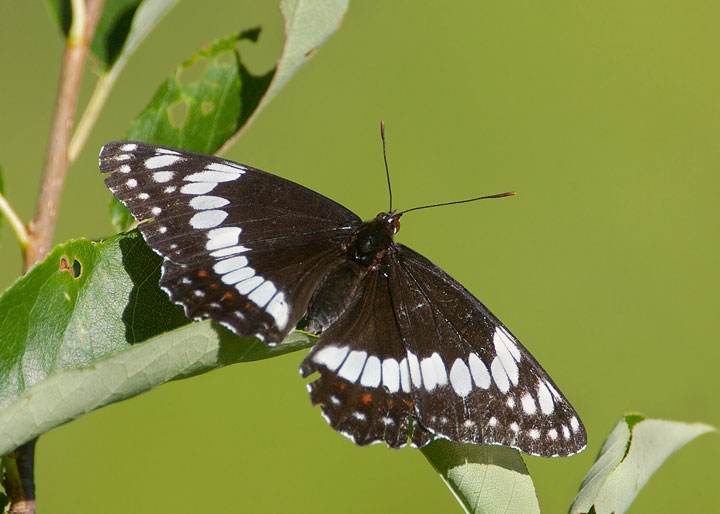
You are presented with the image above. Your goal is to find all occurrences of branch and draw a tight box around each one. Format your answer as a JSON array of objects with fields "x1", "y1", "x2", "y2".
[
  {"x1": 4, "y1": 2, "x2": 105, "y2": 513},
  {"x1": 23, "y1": 0, "x2": 105, "y2": 269}
]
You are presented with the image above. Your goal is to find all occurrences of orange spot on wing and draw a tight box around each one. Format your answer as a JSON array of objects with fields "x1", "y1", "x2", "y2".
[
  {"x1": 221, "y1": 292, "x2": 233, "y2": 301},
  {"x1": 362, "y1": 394, "x2": 372, "y2": 404},
  {"x1": 197, "y1": 270, "x2": 208, "y2": 277}
]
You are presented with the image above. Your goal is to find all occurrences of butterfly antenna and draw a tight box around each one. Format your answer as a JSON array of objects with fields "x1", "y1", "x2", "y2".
[
  {"x1": 399, "y1": 191, "x2": 516, "y2": 216},
  {"x1": 381, "y1": 120, "x2": 393, "y2": 212}
]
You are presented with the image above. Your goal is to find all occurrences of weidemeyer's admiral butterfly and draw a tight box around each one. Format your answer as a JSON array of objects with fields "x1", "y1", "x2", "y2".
[{"x1": 99, "y1": 129, "x2": 586, "y2": 457}]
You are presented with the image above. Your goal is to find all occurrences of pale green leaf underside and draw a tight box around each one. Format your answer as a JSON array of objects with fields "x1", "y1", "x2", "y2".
[
  {"x1": 570, "y1": 415, "x2": 715, "y2": 514},
  {"x1": 0, "y1": 321, "x2": 313, "y2": 455},
  {"x1": 422, "y1": 441, "x2": 539, "y2": 514}
]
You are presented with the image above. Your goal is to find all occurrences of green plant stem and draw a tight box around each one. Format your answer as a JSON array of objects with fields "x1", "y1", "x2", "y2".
[
  {"x1": 4, "y1": 2, "x2": 105, "y2": 513},
  {"x1": 69, "y1": 73, "x2": 113, "y2": 163},
  {"x1": 0, "y1": 192, "x2": 28, "y2": 248}
]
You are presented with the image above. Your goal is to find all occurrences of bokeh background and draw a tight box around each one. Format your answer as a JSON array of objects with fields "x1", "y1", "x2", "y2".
[{"x1": 1, "y1": 1, "x2": 719, "y2": 512}]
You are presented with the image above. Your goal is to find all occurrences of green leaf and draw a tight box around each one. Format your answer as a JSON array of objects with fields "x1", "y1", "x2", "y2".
[
  {"x1": 422, "y1": 441, "x2": 540, "y2": 514},
  {"x1": 110, "y1": 30, "x2": 274, "y2": 231},
  {"x1": 569, "y1": 415, "x2": 716, "y2": 514},
  {"x1": 108, "y1": 0, "x2": 350, "y2": 231},
  {"x1": 0, "y1": 231, "x2": 187, "y2": 406},
  {"x1": 45, "y1": 0, "x2": 177, "y2": 70},
  {"x1": 0, "y1": 231, "x2": 315, "y2": 452},
  {"x1": 0, "y1": 321, "x2": 313, "y2": 455}
]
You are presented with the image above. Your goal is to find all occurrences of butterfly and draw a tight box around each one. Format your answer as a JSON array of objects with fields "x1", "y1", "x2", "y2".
[{"x1": 99, "y1": 138, "x2": 586, "y2": 457}]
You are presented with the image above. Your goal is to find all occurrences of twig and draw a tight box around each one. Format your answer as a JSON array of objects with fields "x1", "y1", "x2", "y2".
[
  {"x1": 24, "y1": 0, "x2": 104, "y2": 269},
  {"x1": 68, "y1": 73, "x2": 113, "y2": 163},
  {"x1": 3, "y1": 2, "x2": 105, "y2": 513},
  {"x1": 0, "y1": 191, "x2": 29, "y2": 248}
]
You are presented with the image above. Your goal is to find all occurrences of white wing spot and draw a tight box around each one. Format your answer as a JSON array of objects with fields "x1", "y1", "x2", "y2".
[
  {"x1": 381, "y1": 417, "x2": 394, "y2": 426},
  {"x1": 338, "y1": 351, "x2": 367, "y2": 383},
  {"x1": 180, "y1": 182, "x2": 217, "y2": 195},
  {"x1": 213, "y1": 256, "x2": 249, "y2": 275},
  {"x1": 570, "y1": 416, "x2": 580, "y2": 433},
  {"x1": 399, "y1": 358, "x2": 410, "y2": 393},
  {"x1": 463, "y1": 419, "x2": 476, "y2": 428},
  {"x1": 248, "y1": 280, "x2": 276, "y2": 308},
  {"x1": 488, "y1": 417, "x2": 498, "y2": 427},
  {"x1": 152, "y1": 171, "x2": 174, "y2": 183},
  {"x1": 506, "y1": 397, "x2": 515, "y2": 408},
  {"x1": 360, "y1": 356, "x2": 381, "y2": 388},
  {"x1": 407, "y1": 351, "x2": 422, "y2": 388},
  {"x1": 126, "y1": 178, "x2": 137, "y2": 188},
  {"x1": 146, "y1": 154, "x2": 183, "y2": 169},
  {"x1": 548, "y1": 428, "x2": 558, "y2": 440},
  {"x1": 158, "y1": 226, "x2": 167, "y2": 234},
  {"x1": 449, "y1": 358, "x2": 472, "y2": 397},
  {"x1": 562, "y1": 425, "x2": 571, "y2": 439},
  {"x1": 266, "y1": 292, "x2": 289, "y2": 330},
  {"x1": 114, "y1": 154, "x2": 131, "y2": 161},
  {"x1": 190, "y1": 195, "x2": 230, "y2": 210},
  {"x1": 521, "y1": 392, "x2": 537, "y2": 415},
  {"x1": 352, "y1": 412, "x2": 366, "y2": 421},
  {"x1": 206, "y1": 227, "x2": 241, "y2": 250},
  {"x1": 312, "y1": 345, "x2": 349, "y2": 371},
  {"x1": 206, "y1": 161, "x2": 246, "y2": 173},
  {"x1": 190, "y1": 209, "x2": 227, "y2": 229},
  {"x1": 164, "y1": 186, "x2": 177, "y2": 193},
  {"x1": 193, "y1": 290, "x2": 205, "y2": 297},
  {"x1": 138, "y1": 193, "x2": 149, "y2": 200},
  {"x1": 330, "y1": 396, "x2": 341, "y2": 406},
  {"x1": 537, "y1": 379, "x2": 555, "y2": 415},
  {"x1": 119, "y1": 143, "x2": 137, "y2": 152},
  {"x1": 529, "y1": 428, "x2": 540, "y2": 440},
  {"x1": 510, "y1": 422, "x2": 520, "y2": 433},
  {"x1": 493, "y1": 327, "x2": 519, "y2": 386},
  {"x1": 119, "y1": 164, "x2": 131, "y2": 173},
  {"x1": 468, "y1": 353, "x2": 491, "y2": 389},
  {"x1": 235, "y1": 275, "x2": 263, "y2": 295},
  {"x1": 381, "y1": 358, "x2": 400, "y2": 393},
  {"x1": 151, "y1": 207, "x2": 161, "y2": 215},
  {"x1": 185, "y1": 170, "x2": 241, "y2": 183},
  {"x1": 490, "y1": 357, "x2": 510, "y2": 394},
  {"x1": 210, "y1": 245, "x2": 249, "y2": 258},
  {"x1": 220, "y1": 266, "x2": 254, "y2": 285}
]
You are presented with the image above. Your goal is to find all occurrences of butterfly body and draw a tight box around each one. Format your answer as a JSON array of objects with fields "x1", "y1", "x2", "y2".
[{"x1": 100, "y1": 141, "x2": 587, "y2": 457}]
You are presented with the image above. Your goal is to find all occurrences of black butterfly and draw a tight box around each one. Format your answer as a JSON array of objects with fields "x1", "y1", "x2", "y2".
[{"x1": 99, "y1": 140, "x2": 586, "y2": 457}]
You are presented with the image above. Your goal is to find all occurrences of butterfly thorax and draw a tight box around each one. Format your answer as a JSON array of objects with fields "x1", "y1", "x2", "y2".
[
  {"x1": 347, "y1": 211, "x2": 400, "y2": 268},
  {"x1": 305, "y1": 212, "x2": 400, "y2": 333}
]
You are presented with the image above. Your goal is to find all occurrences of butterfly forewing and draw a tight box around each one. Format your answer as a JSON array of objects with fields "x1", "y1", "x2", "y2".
[{"x1": 99, "y1": 141, "x2": 359, "y2": 343}]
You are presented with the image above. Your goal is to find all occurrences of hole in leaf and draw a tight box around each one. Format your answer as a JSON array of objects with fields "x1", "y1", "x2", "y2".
[
  {"x1": 59, "y1": 256, "x2": 82, "y2": 278},
  {"x1": 201, "y1": 101, "x2": 215, "y2": 115},
  {"x1": 168, "y1": 100, "x2": 189, "y2": 128},
  {"x1": 215, "y1": 49, "x2": 236, "y2": 67},
  {"x1": 176, "y1": 57, "x2": 210, "y2": 86}
]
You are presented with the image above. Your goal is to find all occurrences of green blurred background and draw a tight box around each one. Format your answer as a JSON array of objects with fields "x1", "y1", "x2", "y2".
[{"x1": 1, "y1": 1, "x2": 719, "y2": 512}]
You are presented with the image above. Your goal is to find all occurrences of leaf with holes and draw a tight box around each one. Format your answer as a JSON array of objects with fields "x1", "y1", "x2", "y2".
[
  {"x1": 422, "y1": 441, "x2": 539, "y2": 514},
  {"x1": 109, "y1": 29, "x2": 274, "y2": 231},
  {"x1": 569, "y1": 414, "x2": 716, "y2": 514},
  {"x1": 109, "y1": 0, "x2": 350, "y2": 231},
  {"x1": 0, "y1": 231, "x2": 187, "y2": 406},
  {"x1": 0, "y1": 231, "x2": 314, "y2": 452}
]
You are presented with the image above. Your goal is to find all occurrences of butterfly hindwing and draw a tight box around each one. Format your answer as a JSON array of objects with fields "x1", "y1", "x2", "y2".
[
  {"x1": 300, "y1": 270, "x2": 434, "y2": 448},
  {"x1": 390, "y1": 244, "x2": 587, "y2": 456},
  {"x1": 99, "y1": 141, "x2": 360, "y2": 344}
]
